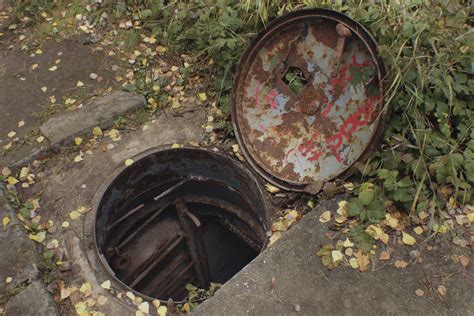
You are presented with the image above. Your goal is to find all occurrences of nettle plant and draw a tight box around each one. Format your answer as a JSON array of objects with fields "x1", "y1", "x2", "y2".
[
  {"x1": 344, "y1": 1, "x2": 473, "y2": 228},
  {"x1": 347, "y1": 183, "x2": 386, "y2": 224}
]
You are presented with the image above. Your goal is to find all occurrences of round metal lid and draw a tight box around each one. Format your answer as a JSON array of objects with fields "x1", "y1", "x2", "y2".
[{"x1": 231, "y1": 9, "x2": 387, "y2": 192}]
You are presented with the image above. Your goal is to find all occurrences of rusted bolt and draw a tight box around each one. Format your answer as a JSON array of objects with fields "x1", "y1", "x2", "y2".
[{"x1": 331, "y1": 23, "x2": 352, "y2": 78}]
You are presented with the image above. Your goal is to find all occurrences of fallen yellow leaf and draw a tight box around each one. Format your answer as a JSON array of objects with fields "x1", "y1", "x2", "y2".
[
  {"x1": 92, "y1": 127, "x2": 103, "y2": 136},
  {"x1": 349, "y1": 257, "x2": 359, "y2": 269},
  {"x1": 61, "y1": 221, "x2": 70, "y2": 228},
  {"x1": 380, "y1": 233, "x2": 389, "y2": 244},
  {"x1": 74, "y1": 155, "x2": 83, "y2": 163},
  {"x1": 334, "y1": 214, "x2": 347, "y2": 224},
  {"x1": 384, "y1": 213, "x2": 399, "y2": 229},
  {"x1": 343, "y1": 238, "x2": 354, "y2": 248},
  {"x1": 100, "y1": 280, "x2": 111, "y2": 290},
  {"x1": 36, "y1": 136, "x2": 45, "y2": 143},
  {"x1": 7, "y1": 131, "x2": 16, "y2": 138},
  {"x1": 198, "y1": 92, "x2": 207, "y2": 102},
  {"x1": 7, "y1": 176, "x2": 19, "y2": 185},
  {"x1": 418, "y1": 211, "x2": 429, "y2": 220},
  {"x1": 125, "y1": 159, "x2": 134, "y2": 166},
  {"x1": 319, "y1": 211, "x2": 331, "y2": 223},
  {"x1": 171, "y1": 143, "x2": 181, "y2": 149},
  {"x1": 18, "y1": 120, "x2": 25, "y2": 127},
  {"x1": 265, "y1": 183, "x2": 280, "y2": 194},
  {"x1": 29, "y1": 231, "x2": 46, "y2": 243},
  {"x1": 138, "y1": 302, "x2": 149, "y2": 314},
  {"x1": 74, "y1": 302, "x2": 87, "y2": 315},
  {"x1": 157, "y1": 306, "x2": 167, "y2": 316},
  {"x1": 402, "y1": 231, "x2": 416, "y2": 245},
  {"x1": 48, "y1": 65, "x2": 58, "y2": 71},
  {"x1": 74, "y1": 137, "x2": 83, "y2": 146},
  {"x1": 343, "y1": 182, "x2": 354, "y2": 191},
  {"x1": 337, "y1": 201, "x2": 348, "y2": 216},
  {"x1": 3, "y1": 216, "x2": 11, "y2": 229},
  {"x1": 331, "y1": 250, "x2": 344, "y2": 262},
  {"x1": 46, "y1": 239, "x2": 59, "y2": 249},
  {"x1": 69, "y1": 210, "x2": 81, "y2": 220},
  {"x1": 5, "y1": 277, "x2": 12, "y2": 283},
  {"x1": 60, "y1": 286, "x2": 77, "y2": 300},
  {"x1": 152, "y1": 300, "x2": 161, "y2": 311},
  {"x1": 79, "y1": 282, "x2": 92, "y2": 297},
  {"x1": 413, "y1": 226, "x2": 423, "y2": 235}
]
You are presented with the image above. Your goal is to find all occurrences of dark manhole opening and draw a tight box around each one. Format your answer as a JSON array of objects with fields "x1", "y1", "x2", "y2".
[{"x1": 94, "y1": 148, "x2": 268, "y2": 303}]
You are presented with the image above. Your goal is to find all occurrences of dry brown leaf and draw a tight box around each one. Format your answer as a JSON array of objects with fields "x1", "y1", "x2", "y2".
[
  {"x1": 437, "y1": 285, "x2": 447, "y2": 297},
  {"x1": 379, "y1": 251, "x2": 391, "y2": 261},
  {"x1": 394, "y1": 259, "x2": 408, "y2": 269},
  {"x1": 415, "y1": 289, "x2": 424, "y2": 297},
  {"x1": 354, "y1": 250, "x2": 370, "y2": 272},
  {"x1": 459, "y1": 255, "x2": 470, "y2": 268}
]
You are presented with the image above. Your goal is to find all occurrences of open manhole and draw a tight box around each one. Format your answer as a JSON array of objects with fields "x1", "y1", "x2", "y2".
[{"x1": 94, "y1": 148, "x2": 268, "y2": 302}]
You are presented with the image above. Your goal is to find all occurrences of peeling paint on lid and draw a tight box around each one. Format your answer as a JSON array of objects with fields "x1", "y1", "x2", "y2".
[{"x1": 232, "y1": 9, "x2": 387, "y2": 193}]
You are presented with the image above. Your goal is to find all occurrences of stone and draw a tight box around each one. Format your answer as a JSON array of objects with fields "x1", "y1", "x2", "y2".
[
  {"x1": 4, "y1": 281, "x2": 59, "y2": 316},
  {"x1": 40, "y1": 90, "x2": 146, "y2": 147},
  {"x1": 0, "y1": 185, "x2": 39, "y2": 290}
]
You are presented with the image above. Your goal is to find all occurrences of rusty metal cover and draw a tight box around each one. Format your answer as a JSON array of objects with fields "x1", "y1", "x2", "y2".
[{"x1": 231, "y1": 9, "x2": 387, "y2": 192}]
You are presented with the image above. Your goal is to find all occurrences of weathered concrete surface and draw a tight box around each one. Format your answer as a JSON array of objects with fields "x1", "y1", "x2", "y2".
[
  {"x1": 0, "y1": 34, "x2": 118, "y2": 166},
  {"x1": 197, "y1": 198, "x2": 474, "y2": 316},
  {"x1": 0, "y1": 143, "x2": 48, "y2": 169},
  {"x1": 4, "y1": 281, "x2": 59, "y2": 316},
  {"x1": 40, "y1": 90, "x2": 146, "y2": 147},
  {"x1": 0, "y1": 185, "x2": 39, "y2": 290}
]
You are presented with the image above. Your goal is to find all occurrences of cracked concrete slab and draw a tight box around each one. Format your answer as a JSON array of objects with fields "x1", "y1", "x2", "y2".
[
  {"x1": 0, "y1": 185, "x2": 39, "y2": 291},
  {"x1": 4, "y1": 281, "x2": 59, "y2": 316},
  {"x1": 40, "y1": 90, "x2": 146, "y2": 147},
  {"x1": 197, "y1": 197, "x2": 474, "y2": 316}
]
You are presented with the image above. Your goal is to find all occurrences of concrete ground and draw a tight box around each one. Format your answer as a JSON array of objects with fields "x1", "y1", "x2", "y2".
[
  {"x1": 197, "y1": 197, "x2": 474, "y2": 316},
  {"x1": 0, "y1": 32, "x2": 117, "y2": 166}
]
